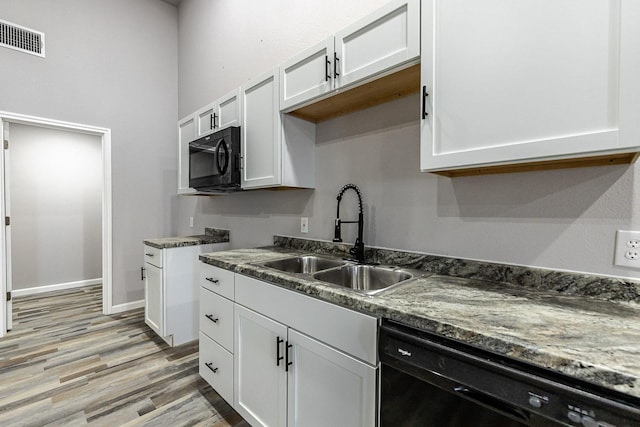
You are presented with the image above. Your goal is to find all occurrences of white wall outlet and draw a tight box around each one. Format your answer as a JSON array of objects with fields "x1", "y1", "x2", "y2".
[
  {"x1": 614, "y1": 230, "x2": 640, "y2": 268},
  {"x1": 189, "y1": 216, "x2": 194, "y2": 228},
  {"x1": 300, "y1": 217, "x2": 309, "y2": 233}
]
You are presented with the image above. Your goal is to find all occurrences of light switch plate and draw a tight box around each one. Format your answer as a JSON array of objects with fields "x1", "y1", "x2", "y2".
[{"x1": 301, "y1": 217, "x2": 309, "y2": 233}]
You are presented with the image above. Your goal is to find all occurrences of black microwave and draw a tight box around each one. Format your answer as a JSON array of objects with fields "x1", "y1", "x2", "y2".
[{"x1": 189, "y1": 126, "x2": 241, "y2": 192}]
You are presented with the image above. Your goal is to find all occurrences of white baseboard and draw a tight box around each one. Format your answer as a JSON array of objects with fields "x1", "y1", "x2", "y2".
[
  {"x1": 110, "y1": 300, "x2": 144, "y2": 314},
  {"x1": 12, "y1": 278, "x2": 102, "y2": 297}
]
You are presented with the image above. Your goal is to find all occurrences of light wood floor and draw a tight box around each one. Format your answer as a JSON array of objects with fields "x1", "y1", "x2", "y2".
[{"x1": 0, "y1": 285, "x2": 249, "y2": 427}]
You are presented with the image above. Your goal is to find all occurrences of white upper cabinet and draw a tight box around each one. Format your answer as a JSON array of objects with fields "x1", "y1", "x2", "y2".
[
  {"x1": 195, "y1": 88, "x2": 242, "y2": 138},
  {"x1": 280, "y1": 38, "x2": 335, "y2": 111},
  {"x1": 242, "y1": 69, "x2": 315, "y2": 190},
  {"x1": 280, "y1": 0, "x2": 420, "y2": 112},
  {"x1": 334, "y1": 0, "x2": 420, "y2": 89},
  {"x1": 177, "y1": 113, "x2": 196, "y2": 194},
  {"x1": 420, "y1": 0, "x2": 640, "y2": 176},
  {"x1": 242, "y1": 70, "x2": 282, "y2": 189}
]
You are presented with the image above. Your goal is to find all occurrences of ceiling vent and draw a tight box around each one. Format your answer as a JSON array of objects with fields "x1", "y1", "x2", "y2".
[{"x1": 0, "y1": 19, "x2": 45, "y2": 57}]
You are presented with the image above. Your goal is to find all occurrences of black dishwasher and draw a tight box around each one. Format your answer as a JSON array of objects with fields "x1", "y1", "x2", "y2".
[{"x1": 379, "y1": 319, "x2": 640, "y2": 427}]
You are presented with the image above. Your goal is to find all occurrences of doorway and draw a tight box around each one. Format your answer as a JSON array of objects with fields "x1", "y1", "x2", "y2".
[{"x1": 0, "y1": 112, "x2": 113, "y2": 337}]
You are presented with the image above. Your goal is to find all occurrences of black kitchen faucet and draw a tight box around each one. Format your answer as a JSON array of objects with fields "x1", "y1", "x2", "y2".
[{"x1": 333, "y1": 184, "x2": 365, "y2": 263}]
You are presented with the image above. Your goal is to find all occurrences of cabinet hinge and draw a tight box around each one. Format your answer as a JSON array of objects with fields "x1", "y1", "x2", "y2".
[
  {"x1": 4, "y1": 217, "x2": 9, "y2": 226},
  {"x1": 3, "y1": 140, "x2": 8, "y2": 149},
  {"x1": 6, "y1": 291, "x2": 11, "y2": 301}
]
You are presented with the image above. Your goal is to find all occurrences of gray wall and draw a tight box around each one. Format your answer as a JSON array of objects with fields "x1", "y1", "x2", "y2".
[
  {"x1": 177, "y1": 0, "x2": 640, "y2": 280},
  {"x1": 10, "y1": 124, "x2": 102, "y2": 291},
  {"x1": 0, "y1": 0, "x2": 178, "y2": 305}
]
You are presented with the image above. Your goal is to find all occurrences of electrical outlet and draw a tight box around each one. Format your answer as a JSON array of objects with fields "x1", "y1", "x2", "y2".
[
  {"x1": 189, "y1": 216, "x2": 194, "y2": 228},
  {"x1": 301, "y1": 217, "x2": 309, "y2": 233},
  {"x1": 614, "y1": 230, "x2": 640, "y2": 268},
  {"x1": 625, "y1": 251, "x2": 639, "y2": 260}
]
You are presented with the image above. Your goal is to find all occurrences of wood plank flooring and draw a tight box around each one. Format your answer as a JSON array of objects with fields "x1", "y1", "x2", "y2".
[{"x1": 0, "y1": 285, "x2": 249, "y2": 427}]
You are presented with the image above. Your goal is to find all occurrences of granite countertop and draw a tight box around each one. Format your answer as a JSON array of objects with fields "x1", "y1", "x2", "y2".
[
  {"x1": 199, "y1": 245, "x2": 640, "y2": 400},
  {"x1": 144, "y1": 228, "x2": 229, "y2": 249}
]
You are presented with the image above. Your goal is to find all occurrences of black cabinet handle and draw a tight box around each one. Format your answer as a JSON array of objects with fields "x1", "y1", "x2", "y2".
[
  {"x1": 141, "y1": 266, "x2": 145, "y2": 280},
  {"x1": 325, "y1": 55, "x2": 331, "y2": 82},
  {"x1": 205, "y1": 314, "x2": 219, "y2": 323},
  {"x1": 145, "y1": 253, "x2": 154, "y2": 257},
  {"x1": 285, "y1": 341, "x2": 293, "y2": 372},
  {"x1": 334, "y1": 52, "x2": 340, "y2": 78},
  {"x1": 210, "y1": 113, "x2": 214, "y2": 130},
  {"x1": 205, "y1": 362, "x2": 218, "y2": 373},
  {"x1": 213, "y1": 113, "x2": 218, "y2": 129},
  {"x1": 276, "y1": 337, "x2": 284, "y2": 366},
  {"x1": 205, "y1": 277, "x2": 219, "y2": 284},
  {"x1": 422, "y1": 86, "x2": 429, "y2": 119}
]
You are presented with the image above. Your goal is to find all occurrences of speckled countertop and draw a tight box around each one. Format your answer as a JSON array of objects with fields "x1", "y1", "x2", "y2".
[
  {"x1": 144, "y1": 228, "x2": 229, "y2": 249},
  {"x1": 200, "y1": 240, "x2": 640, "y2": 400}
]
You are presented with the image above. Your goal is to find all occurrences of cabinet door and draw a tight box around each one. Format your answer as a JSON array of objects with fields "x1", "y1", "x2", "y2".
[
  {"x1": 195, "y1": 102, "x2": 216, "y2": 137},
  {"x1": 280, "y1": 38, "x2": 335, "y2": 111},
  {"x1": 334, "y1": 0, "x2": 420, "y2": 89},
  {"x1": 287, "y1": 330, "x2": 377, "y2": 427},
  {"x1": 216, "y1": 88, "x2": 242, "y2": 129},
  {"x1": 241, "y1": 69, "x2": 282, "y2": 189},
  {"x1": 144, "y1": 262, "x2": 164, "y2": 337},
  {"x1": 234, "y1": 304, "x2": 287, "y2": 427},
  {"x1": 420, "y1": 0, "x2": 640, "y2": 173},
  {"x1": 177, "y1": 113, "x2": 196, "y2": 194}
]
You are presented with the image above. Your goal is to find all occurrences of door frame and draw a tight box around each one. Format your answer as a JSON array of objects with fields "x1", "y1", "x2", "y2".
[{"x1": 0, "y1": 111, "x2": 113, "y2": 337}]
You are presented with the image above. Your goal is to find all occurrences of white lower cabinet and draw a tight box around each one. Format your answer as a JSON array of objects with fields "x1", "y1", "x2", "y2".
[
  {"x1": 199, "y1": 263, "x2": 236, "y2": 405},
  {"x1": 287, "y1": 329, "x2": 377, "y2": 427},
  {"x1": 144, "y1": 263, "x2": 163, "y2": 336},
  {"x1": 234, "y1": 304, "x2": 288, "y2": 427},
  {"x1": 233, "y1": 274, "x2": 378, "y2": 427},
  {"x1": 143, "y1": 243, "x2": 229, "y2": 346}
]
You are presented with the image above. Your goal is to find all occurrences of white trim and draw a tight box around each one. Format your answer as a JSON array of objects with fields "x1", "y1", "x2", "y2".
[
  {"x1": 0, "y1": 112, "x2": 113, "y2": 332},
  {"x1": 111, "y1": 300, "x2": 144, "y2": 314},
  {"x1": 12, "y1": 278, "x2": 102, "y2": 297}
]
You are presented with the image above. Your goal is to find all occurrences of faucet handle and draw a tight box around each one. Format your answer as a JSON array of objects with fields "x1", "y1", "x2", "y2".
[{"x1": 333, "y1": 219, "x2": 342, "y2": 242}]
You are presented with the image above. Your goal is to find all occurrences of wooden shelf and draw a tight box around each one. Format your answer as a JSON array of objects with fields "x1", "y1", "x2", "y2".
[
  {"x1": 288, "y1": 63, "x2": 420, "y2": 123},
  {"x1": 431, "y1": 152, "x2": 640, "y2": 178}
]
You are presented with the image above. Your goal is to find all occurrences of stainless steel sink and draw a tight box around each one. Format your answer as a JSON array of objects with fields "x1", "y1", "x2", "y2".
[
  {"x1": 313, "y1": 265, "x2": 413, "y2": 295},
  {"x1": 262, "y1": 255, "x2": 347, "y2": 274}
]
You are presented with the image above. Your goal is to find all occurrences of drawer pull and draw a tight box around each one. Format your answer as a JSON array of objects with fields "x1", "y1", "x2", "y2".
[
  {"x1": 145, "y1": 253, "x2": 154, "y2": 257},
  {"x1": 276, "y1": 337, "x2": 284, "y2": 366},
  {"x1": 205, "y1": 314, "x2": 219, "y2": 323},
  {"x1": 205, "y1": 362, "x2": 218, "y2": 373},
  {"x1": 205, "y1": 277, "x2": 219, "y2": 284},
  {"x1": 285, "y1": 341, "x2": 293, "y2": 372}
]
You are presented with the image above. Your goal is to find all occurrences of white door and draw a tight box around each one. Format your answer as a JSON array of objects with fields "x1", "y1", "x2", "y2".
[
  {"x1": 241, "y1": 69, "x2": 282, "y2": 189},
  {"x1": 195, "y1": 102, "x2": 216, "y2": 137},
  {"x1": 144, "y1": 262, "x2": 163, "y2": 337},
  {"x1": 334, "y1": 0, "x2": 420, "y2": 90},
  {"x1": 287, "y1": 329, "x2": 377, "y2": 427},
  {"x1": 216, "y1": 88, "x2": 242, "y2": 129},
  {"x1": 177, "y1": 113, "x2": 196, "y2": 194},
  {"x1": 420, "y1": 0, "x2": 640, "y2": 172},
  {"x1": 234, "y1": 304, "x2": 287, "y2": 427},
  {"x1": 280, "y1": 38, "x2": 335, "y2": 111},
  {"x1": 1, "y1": 120, "x2": 12, "y2": 333}
]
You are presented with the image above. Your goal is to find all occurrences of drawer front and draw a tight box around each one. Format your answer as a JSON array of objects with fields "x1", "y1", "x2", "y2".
[
  {"x1": 143, "y1": 245, "x2": 163, "y2": 268},
  {"x1": 235, "y1": 274, "x2": 378, "y2": 365},
  {"x1": 199, "y1": 332, "x2": 233, "y2": 405},
  {"x1": 200, "y1": 263, "x2": 234, "y2": 299},
  {"x1": 200, "y1": 287, "x2": 234, "y2": 352}
]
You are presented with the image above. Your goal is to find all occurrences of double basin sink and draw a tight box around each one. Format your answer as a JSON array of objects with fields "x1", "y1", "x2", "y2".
[{"x1": 258, "y1": 255, "x2": 419, "y2": 295}]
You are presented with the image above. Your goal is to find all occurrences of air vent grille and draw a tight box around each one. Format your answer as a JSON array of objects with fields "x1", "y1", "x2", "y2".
[{"x1": 0, "y1": 19, "x2": 45, "y2": 57}]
